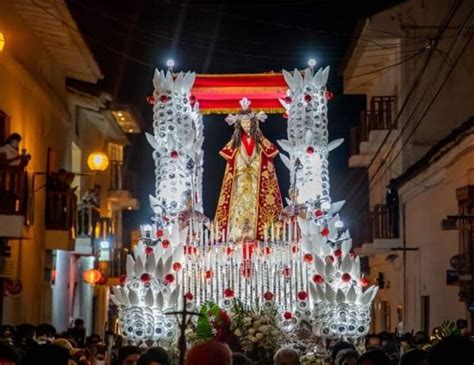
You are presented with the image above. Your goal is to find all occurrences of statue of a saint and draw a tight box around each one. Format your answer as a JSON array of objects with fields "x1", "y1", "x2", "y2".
[{"x1": 215, "y1": 98, "x2": 282, "y2": 241}]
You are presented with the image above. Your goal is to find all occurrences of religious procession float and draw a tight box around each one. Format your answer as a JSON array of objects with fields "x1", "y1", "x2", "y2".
[{"x1": 110, "y1": 65, "x2": 378, "y2": 363}]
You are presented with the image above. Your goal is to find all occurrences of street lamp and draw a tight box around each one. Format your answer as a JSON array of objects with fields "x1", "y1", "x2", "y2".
[
  {"x1": 87, "y1": 151, "x2": 109, "y2": 172},
  {"x1": 0, "y1": 32, "x2": 5, "y2": 53}
]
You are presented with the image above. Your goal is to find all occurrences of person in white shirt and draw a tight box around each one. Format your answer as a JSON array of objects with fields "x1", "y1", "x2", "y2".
[{"x1": 0, "y1": 133, "x2": 30, "y2": 167}]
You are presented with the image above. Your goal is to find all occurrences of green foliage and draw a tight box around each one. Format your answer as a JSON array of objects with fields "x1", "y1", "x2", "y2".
[{"x1": 195, "y1": 301, "x2": 222, "y2": 341}]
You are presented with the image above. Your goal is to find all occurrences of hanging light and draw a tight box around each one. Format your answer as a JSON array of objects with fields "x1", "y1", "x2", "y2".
[
  {"x1": 83, "y1": 269, "x2": 101, "y2": 284},
  {"x1": 87, "y1": 151, "x2": 109, "y2": 172},
  {"x1": 0, "y1": 32, "x2": 5, "y2": 53}
]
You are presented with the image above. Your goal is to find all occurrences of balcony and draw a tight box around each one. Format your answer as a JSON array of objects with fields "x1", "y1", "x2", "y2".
[
  {"x1": 0, "y1": 166, "x2": 29, "y2": 238},
  {"x1": 107, "y1": 160, "x2": 139, "y2": 210},
  {"x1": 354, "y1": 204, "x2": 400, "y2": 256},
  {"x1": 349, "y1": 96, "x2": 397, "y2": 168},
  {"x1": 44, "y1": 191, "x2": 77, "y2": 251}
]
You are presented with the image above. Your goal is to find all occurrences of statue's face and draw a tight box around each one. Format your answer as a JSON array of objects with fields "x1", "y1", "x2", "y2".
[{"x1": 240, "y1": 118, "x2": 252, "y2": 134}]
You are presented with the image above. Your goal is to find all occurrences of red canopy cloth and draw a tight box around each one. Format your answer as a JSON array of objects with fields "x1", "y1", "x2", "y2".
[{"x1": 192, "y1": 73, "x2": 287, "y2": 114}]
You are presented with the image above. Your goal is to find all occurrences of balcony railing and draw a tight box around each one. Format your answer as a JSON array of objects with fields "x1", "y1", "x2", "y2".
[
  {"x1": 109, "y1": 160, "x2": 135, "y2": 193},
  {"x1": 45, "y1": 192, "x2": 76, "y2": 230},
  {"x1": 350, "y1": 96, "x2": 396, "y2": 156},
  {"x1": 353, "y1": 204, "x2": 399, "y2": 245},
  {"x1": 0, "y1": 166, "x2": 27, "y2": 215}
]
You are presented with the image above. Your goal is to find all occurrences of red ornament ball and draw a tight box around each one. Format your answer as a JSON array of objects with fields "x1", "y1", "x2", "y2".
[
  {"x1": 119, "y1": 274, "x2": 127, "y2": 286},
  {"x1": 321, "y1": 227, "x2": 330, "y2": 237},
  {"x1": 334, "y1": 248, "x2": 342, "y2": 258},
  {"x1": 146, "y1": 95, "x2": 156, "y2": 105},
  {"x1": 341, "y1": 273, "x2": 352, "y2": 283},
  {"x1": 263, "y1": 291, "x2": 274, "y2": 301},
  {"x1": 304, "y1": 94, "x2": 312, "y2": 102},
  {"x1": 145, "y1": 246, "x2": 154, "y2": 256},
  {"x1": 349, "y1": 250, "x2": 357, "y2": 259},
  {"x1": 283, "y1": 311, "x2": 293, "y2": 320},
  {"x1": 172, "y1": 262, "x2": 182, "y2": 272},
  {"x1": 291, "y1": 245, "x2": 299, "y2": 254},
  {"x1": 160, "y1": 95, "x2": 169, "y2": 103},
  {"x1": 325, "y1": 90, "x2": 334, "y2": 100},
  {"x1": 282, "y1": 267, "x2": 291, "y2": 277},
  {"x1": 189, "y1": 95, "x2": 197, "y2": 105},
  {"x1": 284, "y1": 96, "x2": 292, "y2": 104},
  {"x1": 312, "y1": 274, "x2": 324, "y2": 284},
  {"x1": 262, "y1": 247, "x2": 272, "y2": 255},
  {"x1": 224, "y1": 288, "x2": 234, "y2": 298},
  {"x1": 326, "y1": 255, "x2": 335, "y2": 263},
  {"x1": 157, "y1": 229, "x2": 164, "y2": 238},
  {"x1": 170, "y1": 151, "x2": 179, "y2": 159},
  {"x1": 306, "y1": 146, "x2": 314, "y2": 154},
  {"x1": 297, "y1": 291, "x2": 308, "y2": 301},
  {"x1": 140, "y1": 273, "x2": 151, "y2": 284},
  {"x1": 205, "y1": 270, "x2": 213, "y2": 280},
  {"x1": 162, "y1": 239, "x2": 170, "y2": 249},
  {"x1": 314, "y1": 209, "x2": 323, "y2": 218},
  {"x1": 226, "y1": 247, "x2": 235, "y2": 256},
  {"x1": 303, "y1": 253, "x2": 313, "y2": 263},
  {"x1": 185, "y1": 292, "x2": 194, "y2": 301},
  {"x1": 360, "y1": 277, "x2": 370, "y2": 287},
  {"x1": 164, "y1": 274, "x2": 175, "y2": 284}
]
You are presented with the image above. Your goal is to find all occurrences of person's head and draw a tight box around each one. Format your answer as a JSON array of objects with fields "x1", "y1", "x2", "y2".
[
  {"x1": 428, "y1": 335, "x2": 474, "y2": 365},
  {"x1": 232, "y1": 352, "x2": 253, "y2": 365},
  {"x1": 22, "y1": 344, "x2": 69, "y2": 365},
  {"x1": 0, "y1": 342, "x2": 19, "y2": 365},
  {"x1": 273, "y1": 347, "x2": 300, "y2": 365},
  {"x1": 331, "y1": 341, "x2": 356, "y2": 362},
  {"x1": 335, "y1": 349, "x2": 358, "y2": 365},
  {"x1": 137, "y1": 347, "x2": 169, "y2": 365},
  {"x1": 93, "y1": 184, "x2": 102, "y2": 193},
  {"x1": 16, "y1": 323, "x2": 36, "y2": 341},
  {"x1": 5, "y1": 133, "x2": 21, "y2": 149},
  {"x1": 357, "y1": 349, "x2": 391, "y2": 365},
  {"x1": 74, "y1": 318, "x2": 84, "y2": 328},
  {"x1": 399, "y1": 349, "x2": 428, "y2": 365},
  {"x1": 365, "y1": 334, "x2": 382, "y2": 349},
  {"x1": 230, "y1": 111, "x2": 262, "y2": 150},
  {"x1": 36, "y1": 324, "x2": 56, "y2": 344},
  {"x1": 118, "y1": 346, "x2": 141, "y2": 365},
  {"x1": 413, "y1": 331, "x2": 428, "y2": 346},
  {"x1": 185, "y1": 341, "x2": 231, "y2": 365}
]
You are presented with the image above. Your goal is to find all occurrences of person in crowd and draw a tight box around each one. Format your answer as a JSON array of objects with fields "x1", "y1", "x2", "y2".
[
  {"x1": 0, "y1": 133, "x2": 30, "y2": 167},
  {"x1": 0, "y1": 325, "x2": 16, "y2": 346},
  {"x1": 52, "y1": 338, "x2": 85, "y2": 365},
  {"x1": 357, "y1": 349, "x2": 391, "y2": 365},
  {"x1": 365, "y1": 334, "x2": 382, "y2": 349},
  {"x1": 0, "y1": 342, "x2": 19, "y2": 365},
  {"x1": 331, "y1": 341, "x2": 356, "y2": 364},
  {"x1": 428, "y1": 335, "x2": 474, "y2": 365},
  {"x1": 14, "y1": 324, "x2": 37, "y2": 358},
  {"x1": 36, "y1": 323, "x2": 56, "y2": 344},
  {"x1": 335, "y1": 348, "x2": 358, "y2": 365},
  {"x1": 232, "y1": 352, "x2": 253, "y2": 365},
  {"x1": 22, "y1": 344, "x2": 69, "y2": 365},
  {"x1": 399, "y1": 349, "x2": 428, "y2": 365},
  {"x1": 185, "y1": 341, "x2": 231, "y2": 365},
  {"x1": 412, "y1": 331, "x2": 429, "y2": 347},
  {"x1": 117, "y1": 345, "x2": 141, "y2": 365},
  {"x1": 273, "y1": 347, "x2": 300, "y2": 365},
  {"x1": 137, "y1": 347, "x2": 169, "y2": 365},
  {"x1": 177, "y1": 189, "x2": 210, "y2": 231},
  {"x1": 68, "y1": 319, "x2": 86, "y2": 348},
  {"x1": 78, "y1": 184, "x2": 102, "y2": 236}
]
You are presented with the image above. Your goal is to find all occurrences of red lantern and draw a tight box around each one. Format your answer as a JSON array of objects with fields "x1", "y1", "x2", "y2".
[
  {"x1": 325, "y1": 90, "x2": 334, "y2": 100},
  {"x1": 162, "y1": 239, "x2": 170, "y2": 249},
  {"x1": 334, "y1": 248, "x2": 342, "y2": 258},
  {"x1": 306, "y1": 146, "x2": 314, "y2": 154},
  {"x1": 173, "y1": 262, "x2": 182, "y2": 272},
  {"x1": 303, "y1": 253, "x2": 313, "y2": 263},
  {"x1": 119, "y1": 274, "x2": 127, "y2": 286},
  {"x1": 157, "y1": 229, "x2": 164, "y2": 238},
  {"x1": 145, "y1": 246, "x2": 154, "y2": 256},
  {"x1": 170, "y1": 151, "x2": 179, "y2": 159},
  {"x1": 283, "y1": 311, "x2": 293, "y2": 320},
  {"x1": 341, "y1": 273, "x2": 352, "y2": 283},
  {"x1": 282, "y1": 267, "x2": 291, "y2": 277},
  {"x1": 360, "y1": 277, "x2": 369, "y2": 287},
  {"x1": 284, "y1": 96, "x2": 292, "y2": 104},
  {"x1": 83, "y1": 269, "x2": 101, "y2": 285},
  {"x1": 304, "y1": 94, "x2": 312, "y2": 103},
  {"x1": 263, "y1": 291, "x2": 274, "y2": 301},
  {"x1": 185, "y1": 292, "x2": 194, "y2": 301},
  {"x1": 146, "y1": 95, "x2": 156, "y2": 105},
  {"x1": 3, "y1": 279, "x2": 23, "y2": 297},
  {"x1": 205, "y1": 270, "x2": 213, "y2": 280},
  {"x1": 313, "y1": 274, "x2": 324, "y2": 284},
  {"x1": 297, "y1": 291, "x2": 308, "y2": 301},
  {"x1": 164, "y1": 274, "x2": 175, "y2": 284},
  {"x1": 314, "y1": 209, "x2": 323, "y2": 218},
  {"x1": 140, "y1": 273, "x2": 151, "y2": 284},
  {"x1": 321, "y1": 227, "x2": 330, "y2": 237},
  {"x1": 160, "y1": 95, "x2": 169, "y2": 103},
  {"x1": 224, "y1": 288, "x2": 234, "y2": 298}
]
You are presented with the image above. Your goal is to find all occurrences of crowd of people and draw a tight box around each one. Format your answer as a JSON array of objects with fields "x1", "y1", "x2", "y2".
[{"x1": 1, "y1": 320, "x2": 474, "y2": 365}]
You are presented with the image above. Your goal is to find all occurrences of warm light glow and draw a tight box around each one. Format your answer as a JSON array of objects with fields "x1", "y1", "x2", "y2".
[
  {"x1": 120, "y1": 116, "x2": 125, "y2": 121},
  {"x1": 128, "y1": 128, "x2": 133, "y2": 133},
  {"x1": 87, "y1": 151, "x2": 109, "y2": 171},
  {"x1": 117, "y1": 111, "x2": 123, "y2": 117},
  {"x1": 0, "y1": 32, "x2": 4, "y2": 53},
  {"x1": 83, "y1": 269, "x2": 101, "y2": 284}
]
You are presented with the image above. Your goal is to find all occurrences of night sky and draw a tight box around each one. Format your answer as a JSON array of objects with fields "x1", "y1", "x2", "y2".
[{"x1": 67, "y1": 0, "x2": 402, "y2": 245}]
